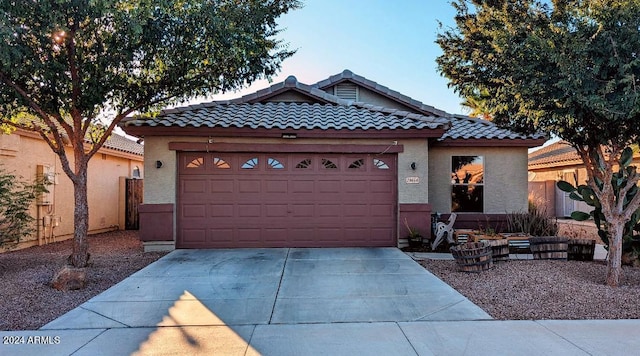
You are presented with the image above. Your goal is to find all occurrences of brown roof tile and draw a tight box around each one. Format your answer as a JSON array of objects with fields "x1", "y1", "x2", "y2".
[
  {"x1": 440, "y1": 115, "x2": 546, "y2": 141},
  {"x1": 124, "y1": 102, "x2": 448, "y2": 131},
  {"x1": 102, "y1": 133, "x2": 144, "y2": 156}
]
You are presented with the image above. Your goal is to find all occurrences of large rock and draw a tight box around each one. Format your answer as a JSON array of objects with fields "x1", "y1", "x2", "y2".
[{"x1": 51, "y1": 266, "x2": 87, "y2": 291}]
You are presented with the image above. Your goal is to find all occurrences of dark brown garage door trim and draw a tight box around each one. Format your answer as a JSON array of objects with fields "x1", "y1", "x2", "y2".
[{"x1": 169, "y1": 142, "x2": 404, "y2": 154}]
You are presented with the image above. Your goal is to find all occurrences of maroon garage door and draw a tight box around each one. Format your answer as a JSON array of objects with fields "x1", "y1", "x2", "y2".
[{"x1": 177, "y1": 152, "x2": 397, "y2": 248}]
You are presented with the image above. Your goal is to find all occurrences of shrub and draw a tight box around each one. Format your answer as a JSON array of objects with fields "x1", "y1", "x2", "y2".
[
  {"x1": 506, "y1": 202, "x2": 558, "y2": 236},
  {"x1": 0, "y1": 166, "x2": 44, "y2": 248}
]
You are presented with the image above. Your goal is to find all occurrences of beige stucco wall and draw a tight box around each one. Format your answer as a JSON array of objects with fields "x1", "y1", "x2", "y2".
[
  {"x1": 428, "y1": 146, "x2": 529, "y2": 214},
  {"x1": 0, "y1": 130, "x2": 143, "y2": 250}
]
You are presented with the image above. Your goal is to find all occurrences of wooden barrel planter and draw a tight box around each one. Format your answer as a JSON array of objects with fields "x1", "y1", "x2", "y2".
[
  {"x1": 450, "y1": 241, "x2": 493, "y2": 272},
  {"x1": 568, "y1": 239, "x2": 596, "y2": 261},
  {"x1": 529, "y1": 236, "x2": 568, "y2": 260},
  {"x1": 487, "y1": 239, "x2": 510, "y2": 262}
]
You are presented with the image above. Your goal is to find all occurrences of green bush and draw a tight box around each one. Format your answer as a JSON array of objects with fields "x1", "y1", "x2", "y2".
[
  {"x1": 506, "y1": 202, "x2": 558, "y2": 236},
  {"x1": 0, "y1": 166, "x2": 44, "y2": 248}
]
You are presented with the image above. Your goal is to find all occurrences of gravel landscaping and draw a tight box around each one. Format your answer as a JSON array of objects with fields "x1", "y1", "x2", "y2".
[
  {"x1": 3, "y1": 232, "x2": 640, "y2": 331},
  {"x1": 0, "y1": 230, "x2": 167, "y2": 331},
  {"x1": 420, "y1": 258, "x2": 640, "y2": 320}
]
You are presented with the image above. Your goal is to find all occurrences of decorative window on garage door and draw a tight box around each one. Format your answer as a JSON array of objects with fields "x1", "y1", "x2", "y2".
[
  {"x1": 348, "y1": 159, "x2": 365, "y2": 169},
  {"x1": 451, "y1": 156, "x2": 484, "y2": 212},
  {"x1": 373, "y1": 158, "x2": 389, "y2": 169},
  {"x1": 186, "y1": 157, "x2": 204, "y2": 169},
  {"x1": 268, "y1": 157, "x2": 285, "y2": 169},
  {"x1": 321, "y1": 158, "x2": 338, "y2": 169},
  {"x1": 295, "y1": 158, "x2": 312, "y2": 169},
  {"x1": 241, "y1": 158, "x2": 259, "y2": 169},
  {"x1": 213, "y1": 157, "x2": 230, "y2": 169}
]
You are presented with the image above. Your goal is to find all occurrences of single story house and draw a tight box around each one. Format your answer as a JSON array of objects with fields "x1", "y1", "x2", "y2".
[
  {"x1": 0, "y1": 128, "x2": 144, "y2": 251},
  {"x1": 121, "y1": 70, "x2": 544, "y2": 251},
  {"x1": 528, "y1": 140, "x2": 640, "y2": 218}
]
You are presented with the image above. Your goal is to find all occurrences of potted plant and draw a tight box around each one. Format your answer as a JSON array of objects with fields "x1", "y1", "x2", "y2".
[{"x1": 403, "y1": 218, "x2": 423, "y2": 248}]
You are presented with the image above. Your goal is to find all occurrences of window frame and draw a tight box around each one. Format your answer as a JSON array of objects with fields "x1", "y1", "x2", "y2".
[{"x1": 451, "y1": 155, "x2": 485, "y2": 213}]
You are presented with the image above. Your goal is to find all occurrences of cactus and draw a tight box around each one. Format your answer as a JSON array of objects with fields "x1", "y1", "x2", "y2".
[{"x1": 557, "y1": 147, "x2": 640, "y2": 252}]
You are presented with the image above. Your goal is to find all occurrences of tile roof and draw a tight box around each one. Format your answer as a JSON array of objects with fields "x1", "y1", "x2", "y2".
[
  {"x1": 102, "y1": 133, "x2": 144, "y2": 156},
  {"x1": 440, "y1": 115, "x2": 546, "y2": 141},
  {"x1": 227, "y1": 75, "x2": 350, "y2": 105},
  {"x1": 528, "y1": 141, "x2": 640, "y2": 169},
  {"x1": 122, "y1": 71, "x2": 543, "y2": 145},
  {"x1": 124, "y1": 102, "x2": 449, "y2": 131},
  {"x1": 313, "y1": 69, "x2": 451, "y2": 118},
  {"x1": 528, "y1": 141, "x2": 579, "y2": 168}
]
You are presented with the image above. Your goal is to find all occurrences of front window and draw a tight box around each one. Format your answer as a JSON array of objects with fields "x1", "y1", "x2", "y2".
[{"x1": 451, "y1": 156, "x2": 484, "y2": 212}]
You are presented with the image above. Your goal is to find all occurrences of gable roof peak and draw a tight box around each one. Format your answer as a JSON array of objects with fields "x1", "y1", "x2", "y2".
[
  {"x1": 284, "y1": 75, "x2": 298, "y2": 86},
  {"x1": 313, "y1": 69, "x2": 451, "y2": 118},
  {"x1": 341, "y1": 69, "x2": 354, "y2": 78}
]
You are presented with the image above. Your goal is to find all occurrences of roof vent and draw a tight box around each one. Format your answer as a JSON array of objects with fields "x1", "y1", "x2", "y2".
[{"x1": 334, "y1": 83, "x2": 358, "y2": 101}]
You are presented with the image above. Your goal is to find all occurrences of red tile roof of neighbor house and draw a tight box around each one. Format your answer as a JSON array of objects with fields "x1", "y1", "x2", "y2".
[
  {"x1": 102, "y1": 133, "x2": 143, "y2": 156},
  {"x1": 528, "y1": 140, "x2": 640, "y2": 170},
  {"x1": 121, "y1": 70, "x2": 546, "y2": 144},
  {"x1": 528, "y1": 141, "x2": 581, "y2": 169}
]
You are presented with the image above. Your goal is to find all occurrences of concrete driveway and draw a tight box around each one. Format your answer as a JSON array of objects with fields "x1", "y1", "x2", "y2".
[{"x1": 4, "y1": 248, "x2": 640, "y2": 355}]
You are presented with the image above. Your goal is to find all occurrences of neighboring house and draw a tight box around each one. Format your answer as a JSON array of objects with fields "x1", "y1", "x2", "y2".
[
  {"x1": 0, "y1": 128, "x2": 144, "y2": 251},
  {"x1": 121, "y1": 70, "x2": 544, "y2": 251},
  {"x1": 528, "y1": 140, "x2": 640, "y2": 217}
]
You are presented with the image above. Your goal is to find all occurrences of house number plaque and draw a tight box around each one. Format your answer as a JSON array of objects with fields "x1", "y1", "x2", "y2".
[{"x1": 405, "y1": 177, "x2": 420, "y2": 184}]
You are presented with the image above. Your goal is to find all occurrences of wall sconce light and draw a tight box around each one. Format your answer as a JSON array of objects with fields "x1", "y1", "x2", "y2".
[
  {"x1": 410, "y1": 162, "x2": 416, "y2": 170},
  {"x1": 155, "y1": 160, "x2": 163, "y2": 169}
]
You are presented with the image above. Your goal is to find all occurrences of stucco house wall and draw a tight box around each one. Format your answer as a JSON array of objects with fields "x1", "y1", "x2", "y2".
[
  {"x1": 0, "y1": 129, "x2": 143, "y2": 251},
  {"x1": 429, "y1": 146, "x2": 529, "y2": 214}
]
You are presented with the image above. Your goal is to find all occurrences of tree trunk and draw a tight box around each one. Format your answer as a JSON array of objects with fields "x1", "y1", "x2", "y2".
[
  {"x1": 69, "y1": 167, "x2": 90, "y2": 267},
  {"x1": 606, "y1": 219, "x2": 624, "y2": 287}
]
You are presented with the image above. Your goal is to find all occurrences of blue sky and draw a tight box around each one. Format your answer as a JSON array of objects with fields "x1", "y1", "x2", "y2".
[{"x1": 208, "y1": 0, "x2": 464, "y2": 115}]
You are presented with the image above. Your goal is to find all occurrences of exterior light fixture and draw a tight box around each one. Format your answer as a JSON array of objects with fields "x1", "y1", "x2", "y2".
[
  {"x1": 410, "y1": 162, "x2": 416, "y2": 170},
  {"x1": 155, "y1": 160, "x2": 163, "y2": 169}
]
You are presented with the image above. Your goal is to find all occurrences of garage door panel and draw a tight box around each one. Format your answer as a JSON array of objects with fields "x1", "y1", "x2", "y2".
[
  {"x1": 317, "y1": 229, "x2": 342, "y2": 241},
  {"x1": 237, "y1": 228, "x2": 261, "y2": 243},
  {"x1": 183, "y1": 179, "x2": 207, "y2": 194},
  {"x1": 371, "y1": 228, "x2": 394, "y2": 242},
  {"x1": 211, "y1": 180, "x2": 234, "y2": 193},
  {"x1": 182, "y1": 204, "x2": 206, "y2": 218},
  {"x1": 370, "y1": 180, "x2": 394, "y2": 193},
  {"x1": 289, "y1": 229, "x2": 313, "y2": 242},
  {"x1": 318, "y1": 204, "x2": 342, "y2": 217},
  {"x1": 344, "y1": 204, "x2": 368, "y2": 217},
  {"x1": 265, "y1": 204, "x2": 287, "y2": 217},
  {"x1": 263, "y1": 228, "x2": 287, "y2": 242},
  {"x1": 291, "y1": 180, "x2": 314, "y2": 193},
  {"x1": 290, "y1": 204, "x2": 314, "y2": 217},
  {"x1": 371, "y1": 204, "x2": 394, "y2": 217},
  {"x1": 210, "y1": 204, "x2": 234, "y2": 217},
  {"x1": 238, "y1": 205, "x2": 261, "y2": 217},
  {"x1": 238, "y1": 180, "x2": 261, "y2": 193},
  {"x1": 318, "y1": 180, "x2": 341, "y2": 193},
  {"x1": 265, "y1": 180, "x2": 288, "y2": 193},
  {"x1": 178, "y1": 153, "x2": 396, "y2": 248},
  {"x1": 344, "y1": 180, "x2": 368, "y2": 193},
  {"x1": 182, "y1": 229, "x2": 206, "y2": 243},
  {"x1": 344, "y1": 228, "x2": 368, "y2": 241}
]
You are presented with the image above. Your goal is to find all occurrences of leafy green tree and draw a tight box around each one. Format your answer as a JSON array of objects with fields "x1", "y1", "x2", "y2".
[
  {"x1": 0, "y1": 1, "x2": 300, "y2": 269},
  {"x1": 437, "y1": 0, "x2": 640, "y2": 287},
  {"x1": 461, "y1": 88, "x2": 493, "y2": 120},
  {"x1": 0, "y1": 166, "x2": 44, "y2": 249}
]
